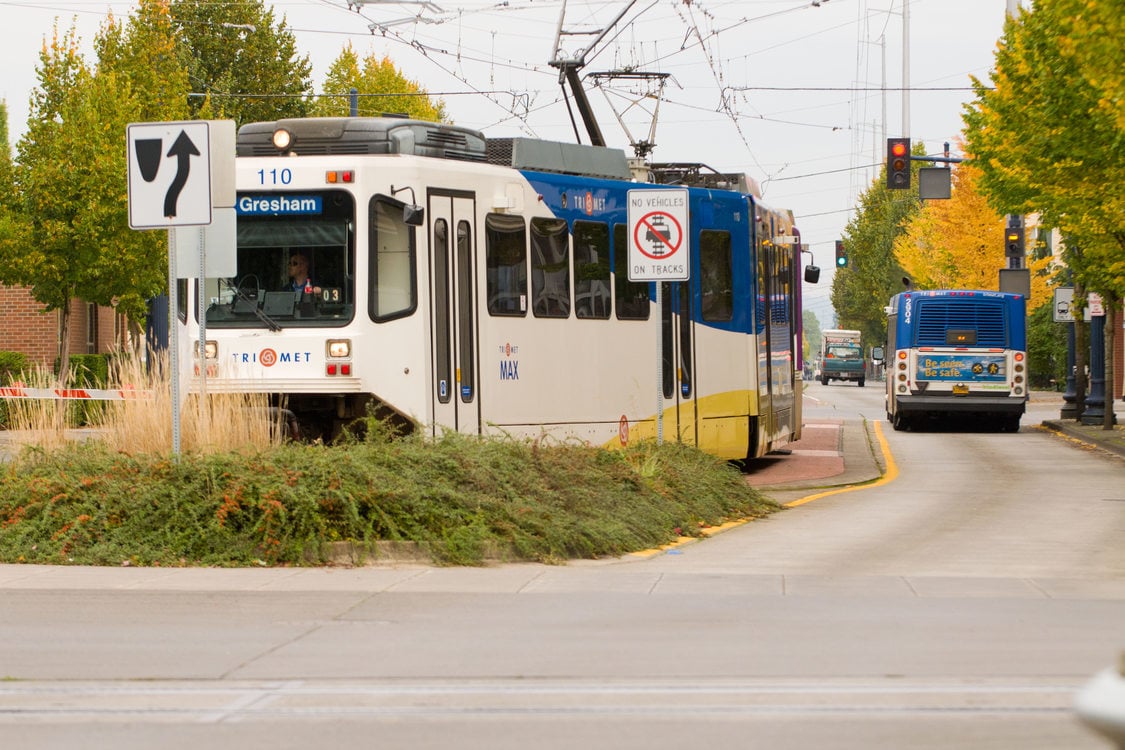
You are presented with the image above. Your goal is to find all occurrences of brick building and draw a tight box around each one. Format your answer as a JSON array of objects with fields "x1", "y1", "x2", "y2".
[{"x1": 0, "y1": 284, "x2": 127, "y2": 368}]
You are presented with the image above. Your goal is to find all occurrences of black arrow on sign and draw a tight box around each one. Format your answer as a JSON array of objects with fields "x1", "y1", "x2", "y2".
[{"x1": 164, "y1": 130, "x2": 200, "y2": 218}]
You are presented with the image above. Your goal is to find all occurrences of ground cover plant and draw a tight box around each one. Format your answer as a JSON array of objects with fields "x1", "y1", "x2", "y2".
[
  {"x1": 0, "y1": 351, "x2": 781, "y2": 566},
  {"x1": 0, "y1": 424, "x2": 780, "y2": 567}
]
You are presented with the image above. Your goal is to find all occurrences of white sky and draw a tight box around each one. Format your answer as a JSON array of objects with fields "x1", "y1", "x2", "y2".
[{"x1": 1, "y1": 0, "x2": 1018, "y2": 326}]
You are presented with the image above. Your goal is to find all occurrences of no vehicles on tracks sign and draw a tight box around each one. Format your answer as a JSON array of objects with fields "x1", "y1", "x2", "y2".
[{"x1": 627, "y1": 189, "x2": 690, "y2": 282}]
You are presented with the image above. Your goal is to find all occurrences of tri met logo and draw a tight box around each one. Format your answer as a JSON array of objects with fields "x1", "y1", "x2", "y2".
[{"x1": 231, "y1": 349, "x2": 313, "y2": 367}]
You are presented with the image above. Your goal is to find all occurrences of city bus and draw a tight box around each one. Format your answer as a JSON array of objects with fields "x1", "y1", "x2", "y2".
[{"x1": 884, "y1": 289, "x2": 1027, "y2": 431}]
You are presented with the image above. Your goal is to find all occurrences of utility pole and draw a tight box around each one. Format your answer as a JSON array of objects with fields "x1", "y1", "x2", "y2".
[{"x1": 902, "y1": 0, "x2": 910, "y2": 137}]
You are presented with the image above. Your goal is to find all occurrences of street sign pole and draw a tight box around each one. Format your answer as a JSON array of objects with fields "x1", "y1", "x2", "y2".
[
  {"x1": 627, "y1": 188, "x2": 690, "y2": 446},
  {"x1": 655, "y1": 283, "x2": 663, "y2": 444},
  {"x1": 167, "y1": 231, "x2": 182, "y2": 456}
]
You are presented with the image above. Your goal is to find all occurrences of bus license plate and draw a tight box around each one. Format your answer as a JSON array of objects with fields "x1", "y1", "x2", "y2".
[{"x1": 952, "y1": 384, "x2": 969, "y2": 396}]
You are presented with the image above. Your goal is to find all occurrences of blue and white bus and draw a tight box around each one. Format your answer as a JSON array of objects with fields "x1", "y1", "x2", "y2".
[
  {"x1": 177, "y1": 116, "x2": 814, "y2": 462},
  {"x1": 884, "y1": 289, "x2": 1028, "y2": 431}
]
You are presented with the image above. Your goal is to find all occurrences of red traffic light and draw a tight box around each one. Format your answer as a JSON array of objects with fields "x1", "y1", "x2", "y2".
[{"x1": 886, "y1": 137, "x2": 911, "y2": 189}]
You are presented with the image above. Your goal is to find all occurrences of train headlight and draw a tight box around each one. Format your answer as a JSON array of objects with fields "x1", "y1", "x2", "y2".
[
  {"x1": 272, "y1": 128, "x2": 292, "y2": 151},
  {"x1": 195, "y1": 340, "x2": 218, "y2": 360},
  {"x1": 327, "y1": 339, "x2": 351, "y2": 359}
]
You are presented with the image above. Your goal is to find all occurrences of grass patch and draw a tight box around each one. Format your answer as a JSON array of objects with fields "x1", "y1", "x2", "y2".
[
  {"x1": 0, "y1": 426, "x2": 781, "y2": 567},
  {"x1": 0, "y1": 351, "x2": 781, "y2": 567}
]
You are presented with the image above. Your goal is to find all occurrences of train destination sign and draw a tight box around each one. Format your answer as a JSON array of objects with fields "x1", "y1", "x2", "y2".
[{"x1": 627, "y1": 188, "x2": 690, "y2": 281}]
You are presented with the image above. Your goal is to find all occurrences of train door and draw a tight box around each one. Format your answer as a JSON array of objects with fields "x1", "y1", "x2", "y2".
[
  {"x1": 661, "y1": 281, "x2": 697, "y2": 446},
  {"x1": 428, "y1": 191, "x2": 480, "y2": 436},
  {"x1": 754, "y1": 216, "x2": 778, "y2": 446}
]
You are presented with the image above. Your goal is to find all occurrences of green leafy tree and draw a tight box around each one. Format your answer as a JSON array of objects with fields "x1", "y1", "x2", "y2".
[
  {"x1": 802, "y1": 308, "x2": 822, "y2": 365},
  {"x1": 963, "y1": 0, "x2": 1123, "y2": 421},
  {"x1": 0, "y1": 102, "x2": 14, "y2": 212},
  {"x1": 963, "y1": 1, "x2": 1123, "y2": 301},
  {"x1": 1057, "y1": 0, "x2": 1125, "y2": 132},
  {"x1": 171, "y1": 0, "x2": 312, "y2": 125},
  {"x1": 0, "y1": 101, "x2": 22, "y2": 249},
  {"x1": 1027, "y1": 297, "x2": 1068, "y2": 389},
  {"x1": 310, "y1": 43, "x2": 447, "y2": 121},
  {"x1": 94, "y1": 1, "x2": 193, "y2": 344},
  {"x1": 830, "y1": 152, "x2": 921, "y2": 347},
  {"x1": 1, "y1": 24, "x2": 106, "y2": 375},
  {"x1": 0, "y1": 4, "x2": 187, "y2": 374}
]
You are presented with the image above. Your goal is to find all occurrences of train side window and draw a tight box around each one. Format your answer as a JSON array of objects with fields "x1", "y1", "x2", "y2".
[
  {"x1": 613, "y1": 224, "x2": 650, "y2": 320},
  {"x1": 530, "y1": 217, "x2": 570, "y2": 318},
  {"x1": 177, "y1": 279, "x2": 188, "y2": 323},
  {"x1": 486, "y1": 213, "x2": 528, "y2": 316},
  {"x1": 573, "y1": 221, "x2": 611, "y2": 319},
  {"x1": 699, "y1": 230, "x2": 733, "y2": 322},
  {"x1": 369, "y1": 197, "x2": 417, "y2": 322}
]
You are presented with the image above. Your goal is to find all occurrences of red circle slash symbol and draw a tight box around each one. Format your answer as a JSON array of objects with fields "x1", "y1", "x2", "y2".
[{"x1": 634, "y1": 211, "x2": 683, "y2": 260}]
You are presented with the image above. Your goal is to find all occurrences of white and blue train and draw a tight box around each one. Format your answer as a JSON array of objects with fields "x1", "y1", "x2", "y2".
[{"x1": 178, "y1": 116, "x2": 811, "y2": 462}]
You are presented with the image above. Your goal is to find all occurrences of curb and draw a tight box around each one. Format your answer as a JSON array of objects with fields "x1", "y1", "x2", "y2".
[{"x1": 1040, "y1": 420, "x2": 1125, "y2": 458}]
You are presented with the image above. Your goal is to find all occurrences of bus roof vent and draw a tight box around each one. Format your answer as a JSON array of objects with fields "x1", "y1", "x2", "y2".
[
  {"x1": 487, "y1": 137, "x2": 632, "y2": 180},
  {"x1": 237, "y1": 117, "x2": 488, "y2": 162}
]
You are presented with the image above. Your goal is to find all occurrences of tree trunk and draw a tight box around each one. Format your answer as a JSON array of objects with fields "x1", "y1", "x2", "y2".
[{"x1": 56, "y1": 298, "x2": 72, "y2": 387}]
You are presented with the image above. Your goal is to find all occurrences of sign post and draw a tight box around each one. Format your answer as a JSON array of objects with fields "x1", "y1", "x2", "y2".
[{"x1": 627, "y1": 189, "x2": 690, "y2": 444}]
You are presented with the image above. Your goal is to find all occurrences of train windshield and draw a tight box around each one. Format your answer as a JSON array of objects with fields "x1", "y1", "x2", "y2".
[{"x1": 204, "y1": 190, "x2": 355, "y2": 328}]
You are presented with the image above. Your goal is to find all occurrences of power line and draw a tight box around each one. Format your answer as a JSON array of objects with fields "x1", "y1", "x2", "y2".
[{"x1": 732, "y1": 85, "x2": 987, "y2": 92}]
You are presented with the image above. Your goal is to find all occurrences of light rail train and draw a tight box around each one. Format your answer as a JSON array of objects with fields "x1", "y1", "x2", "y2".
[{"x1": 178, "y1": 116, "x2": 812, "y2": 462}]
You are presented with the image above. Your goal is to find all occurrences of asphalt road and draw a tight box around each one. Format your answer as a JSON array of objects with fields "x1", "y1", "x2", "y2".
[{"x1": 0, "y1": 385, "x2": 1122, "y2": 749}]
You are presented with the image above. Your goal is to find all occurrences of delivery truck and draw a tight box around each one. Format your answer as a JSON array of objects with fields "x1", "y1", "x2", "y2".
[{"x1": 820, "y1": 329, "x2": 866, "y2": 386}]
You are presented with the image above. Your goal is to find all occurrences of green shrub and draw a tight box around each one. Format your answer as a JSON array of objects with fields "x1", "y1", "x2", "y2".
[{"x1": 66, "y1": 354, "x2": 111, "y2": 426}]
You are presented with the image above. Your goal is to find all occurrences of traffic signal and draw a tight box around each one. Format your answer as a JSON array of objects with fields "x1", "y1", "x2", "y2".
[
  {"x1": 886, "y1": 137, "x2": 911, "y2": 189},
  {"x1": 1004, "y1": 226, "x2": 1025, "y2": 258},
  {"x1": 835, "y1": 240, "x2": 847, "y2": 268}
]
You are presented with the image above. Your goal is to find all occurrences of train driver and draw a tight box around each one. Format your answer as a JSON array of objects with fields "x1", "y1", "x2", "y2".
[{"x1": 286, "y1": 252, "x2": 322, "y2": 295}]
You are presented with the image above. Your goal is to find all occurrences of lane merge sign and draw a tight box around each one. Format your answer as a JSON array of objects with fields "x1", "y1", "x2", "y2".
[
  {"x1": 127, "y1": 120, "x2": 215, "y2": 228},
  {"x1": 627, "y1": 188, "x2": 690, "y2": 281}
]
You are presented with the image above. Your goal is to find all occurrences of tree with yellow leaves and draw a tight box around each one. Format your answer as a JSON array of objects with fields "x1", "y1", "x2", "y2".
[{"x1": 893, "y1": 158, "x2": 1054, "y2": 310}]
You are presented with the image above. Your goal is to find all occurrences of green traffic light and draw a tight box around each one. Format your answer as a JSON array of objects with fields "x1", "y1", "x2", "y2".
[{"x1": 836, "y1": 255, "x2": 847, "y2": 267}]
